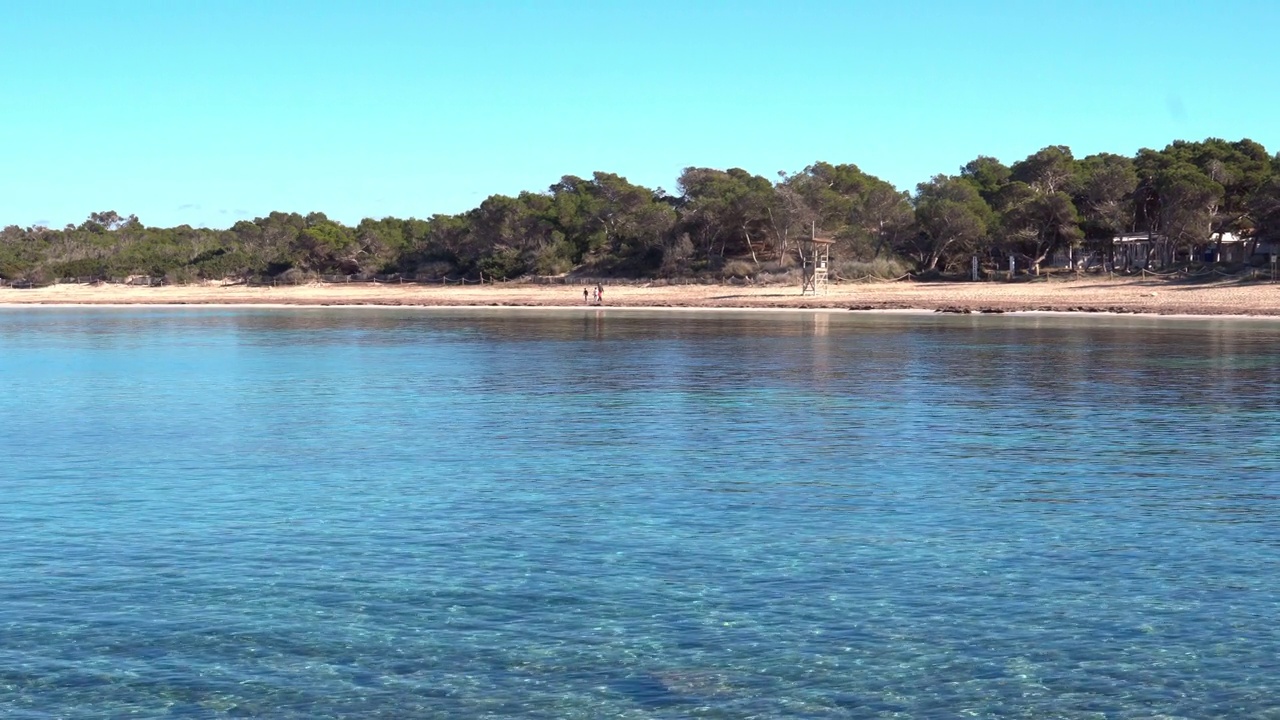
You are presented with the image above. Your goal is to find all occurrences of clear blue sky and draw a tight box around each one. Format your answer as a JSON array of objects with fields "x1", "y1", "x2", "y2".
[{"x1": 1, "y1": 0, "x2": 1275, "y2": 230}]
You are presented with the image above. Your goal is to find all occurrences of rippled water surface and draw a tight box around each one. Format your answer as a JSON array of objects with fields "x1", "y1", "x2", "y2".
[{"x1": 2, "y1": 307, "x2": 1280, "y2": 718}]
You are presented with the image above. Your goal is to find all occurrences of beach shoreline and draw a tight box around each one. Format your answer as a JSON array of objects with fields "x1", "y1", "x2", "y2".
[{"x1": 2, "y1": 276, "x2": 1280, "y2": 317}]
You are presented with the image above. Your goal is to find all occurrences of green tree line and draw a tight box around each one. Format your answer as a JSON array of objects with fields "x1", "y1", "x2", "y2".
[{"x1": 4, "y1": 137, "x2": 1279, "y2": 284}]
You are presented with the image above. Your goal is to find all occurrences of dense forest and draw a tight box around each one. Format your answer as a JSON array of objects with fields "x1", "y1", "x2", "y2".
[{"x1": 3, "y1": 136, "x2": 1279, "y2": 285}]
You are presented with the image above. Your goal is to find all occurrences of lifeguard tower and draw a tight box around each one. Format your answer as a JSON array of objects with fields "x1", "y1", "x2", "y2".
[{"x1": 799, "y1": 224, "x2": 834, "y2": 296}]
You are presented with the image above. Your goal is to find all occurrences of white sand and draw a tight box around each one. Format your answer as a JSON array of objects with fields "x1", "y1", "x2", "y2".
[{"x1": 3, "y1": 277, "x2": 1280, "y2": 316}]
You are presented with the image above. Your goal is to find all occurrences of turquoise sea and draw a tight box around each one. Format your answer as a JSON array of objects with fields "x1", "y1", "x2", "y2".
[{"x1": 2, "y1": 307, "x2": 1279, "y2": 718}]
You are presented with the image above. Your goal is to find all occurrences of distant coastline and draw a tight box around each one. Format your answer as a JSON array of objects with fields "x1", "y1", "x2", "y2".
[{"x1": 3, "y1": 276, "x2": 1280, "y2": 317}]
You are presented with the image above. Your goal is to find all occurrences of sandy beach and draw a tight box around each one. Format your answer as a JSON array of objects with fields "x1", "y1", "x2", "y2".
[{"x1": 3, "y1": 276, "x2": 1280, "y2": 316}]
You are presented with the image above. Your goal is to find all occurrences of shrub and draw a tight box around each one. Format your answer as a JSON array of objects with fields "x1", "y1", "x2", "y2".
[
  {"x1": 194, "y1": 249, "x2": 256, "y2": 280},
  {"x1": 762, "y1": 267, "x2": 801, "y2": 284},
  {"x1": 760, "y1": 255, "x2": 797, "y2": 273},
  {"x1": 534, "y1": 244, "x2": 575, "y2": 276},
  {"x1": 660, "y1": 234, "x2": 695, "y2": 276},
  {"x1": 477, "y1": 247, "x2": 526, "y2": 280},
  {"x1": 720, "y1": 259, "x2": 757, "y2": 279},
  {"x1": 165, "y1": 267, "x2": 199, "y2": 285},
  {"x1": 412, "y1": 260, "x2": 457, "y2": 279},
  {"x1": 48, "y1": 258, "x2": 108, "y2": 279},
  {"x1": 833, "y1": 257, "x2": 909, "y2": 280},
  {"x1": 278, "y1": 267, "x2": 315, "y2": 285}
]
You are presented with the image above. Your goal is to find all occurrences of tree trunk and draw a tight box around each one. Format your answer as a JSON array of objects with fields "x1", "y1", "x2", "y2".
[{"x1": 872, "y1": 221, "x2": 887, "y2": 258}]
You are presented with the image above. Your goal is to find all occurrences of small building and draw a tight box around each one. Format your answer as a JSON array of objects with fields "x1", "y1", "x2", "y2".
[
  {"x1": 1112, "y1": 229, "x2": 1278, "y2": 268},
  {"x1": 1205, "y1": 232, "x2": 1250, "y2": 263},
  {"x1": 1113, "y1": 232, "x2": 1163, "y2": 269}
]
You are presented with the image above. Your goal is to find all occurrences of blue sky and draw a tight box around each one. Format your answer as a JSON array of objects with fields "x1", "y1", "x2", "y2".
[{"x1": 1, "y1": 0, "x2": 1275, "y2": 230}]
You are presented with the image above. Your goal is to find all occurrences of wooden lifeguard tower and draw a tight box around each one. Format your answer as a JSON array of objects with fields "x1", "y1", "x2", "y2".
[{"x1": 799, "y1": 223, "x2": 834, "y2": 296}]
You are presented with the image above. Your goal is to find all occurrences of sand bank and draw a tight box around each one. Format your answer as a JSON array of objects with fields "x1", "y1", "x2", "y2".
[{"x1": 3, "y1": 277, "x2": 1280, "y2": 316}]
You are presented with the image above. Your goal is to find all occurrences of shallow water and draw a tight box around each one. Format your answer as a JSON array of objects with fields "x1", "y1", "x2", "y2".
[{"x1": 2, "y1": 308, "x2": 1279, "y2": 718}]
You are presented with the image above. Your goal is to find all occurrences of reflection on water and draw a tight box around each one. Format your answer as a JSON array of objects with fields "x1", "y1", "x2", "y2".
[{"x1": 1, "y1": 308, "x2": 1279, "y2": 718}]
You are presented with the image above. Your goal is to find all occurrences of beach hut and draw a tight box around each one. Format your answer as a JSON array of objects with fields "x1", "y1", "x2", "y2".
[{"x1": 1112, "y1": 232, "x2": 1163, "y2": 270}]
